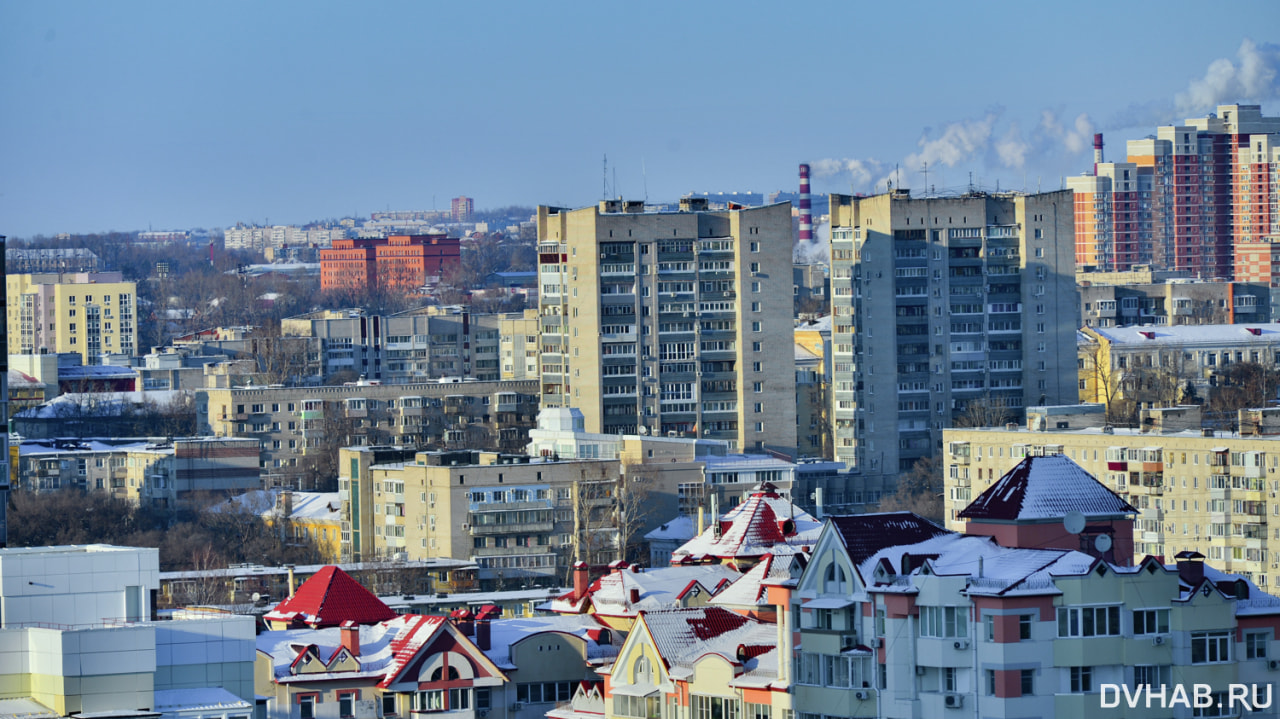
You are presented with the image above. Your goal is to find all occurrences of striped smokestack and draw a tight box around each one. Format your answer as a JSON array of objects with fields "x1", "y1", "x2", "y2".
[
  {"x1": 1093, "y1": 133, "x2": 1104, "y2": 174},
  {"x1": 798, "y1": 163, "x2": 813, "y2": 242}
]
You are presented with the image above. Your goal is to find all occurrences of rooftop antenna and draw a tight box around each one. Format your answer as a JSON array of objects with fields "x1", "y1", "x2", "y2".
[
  {"x1": 642, "y1": 156, "x2": 648, "y2": 203},
  {"x1": 602, "y1": 154, "x2": 608, "y2": 201},
  {"x1": 921, "y1": 162, "x2": 929, "y2": 197},
  {"x1": 968, "y1": 172, "x2": 974, "y2": 193}
]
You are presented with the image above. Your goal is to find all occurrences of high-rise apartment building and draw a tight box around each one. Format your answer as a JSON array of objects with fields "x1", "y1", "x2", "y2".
[
  {"x1": 537, "y1": 199, "x2": 796, "y2": 454},
  {"x1": 452, "y1": 195, "x2": 474, "y2": 222},
  {"x1": 1071, "y1": 105, "x2": 1280, "y2": 277},
  {"x1": 5, "y1": 272, "x2": 137, "y2": 363},
  {"x1": 1, "y1": 235, "x2": 7, "y2": 547},
  {"x1": 827, "y1": 189, "x2": 1078, "y2": 476}
]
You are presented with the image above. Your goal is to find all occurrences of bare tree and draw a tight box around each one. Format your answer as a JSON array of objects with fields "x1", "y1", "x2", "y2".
[
  {"x1": 953, "y1": 392, "x2": 1016, "y2": 428},
  {"x1": 877, "y1": 454, "x2": 943, "y2": 523}
]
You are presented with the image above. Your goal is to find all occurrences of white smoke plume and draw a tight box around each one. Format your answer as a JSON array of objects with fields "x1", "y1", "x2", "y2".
[
  {"x1": 1038, "y1": 110, "x2": 1095, "y2": 154},
  {"x1": 810, "y1": 157, "x2": 885, "y2": 189},
  {"x1": 903, "y1": 113, "x2": 999, "y2": 171},
  {"x1": 1176, "y1": 38, "x2": 1280, "y2": 114},
  {"x1": 995, "y1": 122, "x2": 1030, "y2": 169}
]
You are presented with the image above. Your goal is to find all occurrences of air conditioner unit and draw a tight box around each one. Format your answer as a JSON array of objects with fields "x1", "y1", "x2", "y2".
[
  {"x1": 854, "y1": 690, "x2": 870, "y2": 701},
  {"x1": 1151, "y1": 636, "x2": 1165, "y2": 646},
  {"x1": 944, "y1": 694, "x2": 964, "y2": 708},
  {"x1": 479, "y1": 711, "x2": 489, "y2": 718},
  {"x1": 461, "y1": 523, "x2": 469, "y2": 530},
  {"x1": 872, "y1": 637, "x2": 884, "y2": 648},
  {"x1": 1268, "y1": 659, "x2": 1280, "y2": 671},
  {"x1": 510, "y1": 703, "x2": 523, "y2": 712},
  {"x1": 953, "y1": 639, "x2": 970, "y2": 650},
  {"x1": 915, "y1": 666, "x2": 926, "y2": 676}
]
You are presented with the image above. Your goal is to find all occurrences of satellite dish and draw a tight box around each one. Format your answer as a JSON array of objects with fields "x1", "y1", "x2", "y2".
[
  {"x1": 637, "y1": 425, "x2": 648, "y2": 435},
  {"x1": 1094, "y1": 535, "x2": 1113, "y2": 553},
  {"x1": 1063, "y1": 511, "x2": 1086, "y2": 535},
  {"x1": 251, "y1": 592, "x2": 262, "y2": 602}
]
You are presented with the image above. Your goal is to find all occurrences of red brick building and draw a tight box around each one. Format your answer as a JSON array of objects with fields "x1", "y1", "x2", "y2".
[{"x1": 320, "y1": 234, "x2": 460, "y2": 293}]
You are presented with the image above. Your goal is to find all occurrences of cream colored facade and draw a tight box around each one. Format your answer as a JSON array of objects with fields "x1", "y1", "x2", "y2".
[
  {"x1": 6, "y1": 272, "x2": 137, "y2": 363},
  {"x1": 943, "y1": 417, "x2": 1280, "y2": 590},
  {"x1": 340, "y1": 447, "x2": 621, "y2": 585},
  {"x1": 537, "y1": 199, "x2": 797, "y2": 455}
]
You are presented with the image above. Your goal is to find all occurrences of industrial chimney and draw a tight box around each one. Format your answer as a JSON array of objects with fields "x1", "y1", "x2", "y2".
[
  {"x1": 1093, "y1": 133, "x2": 1104, "y2": 174},
  {"x1": 798, "y1": 163, "x2": 813, "y2": 242}
]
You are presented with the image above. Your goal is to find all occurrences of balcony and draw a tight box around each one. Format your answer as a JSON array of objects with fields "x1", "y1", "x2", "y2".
[{"x1": 469, "y1": 521, "x2": 555, "y2": 536}]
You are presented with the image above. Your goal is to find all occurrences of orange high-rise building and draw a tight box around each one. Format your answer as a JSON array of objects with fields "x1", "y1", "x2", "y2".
[{"x1": 320, "y1": 234, "x2": 460, "y2": 293}]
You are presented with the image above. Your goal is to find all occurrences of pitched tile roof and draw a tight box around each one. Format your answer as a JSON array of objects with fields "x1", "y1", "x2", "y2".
[
  {"x1": 826, "y1": 512, "x2": 952, "y2": 566},
  {"x1": 670, "y1": 486, "x2": 821, "y2": 563},
  {"x1": 638, "y1": 607, "x2": 777, "y2": 676},
  {"x1": 958, "y1": 454, "x2": 1138, "y2": 522},
  {"x1": 264, "y1": 566, "x2": 398, "y2": 628}
]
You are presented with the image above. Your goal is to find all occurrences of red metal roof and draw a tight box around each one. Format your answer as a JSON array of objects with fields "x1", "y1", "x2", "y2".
[{"x1": 265, "y1": 566, "x2": 397, "y2": 628}]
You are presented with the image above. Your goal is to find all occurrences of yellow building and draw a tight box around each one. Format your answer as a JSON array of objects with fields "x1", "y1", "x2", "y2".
[
  {"x1": 943, "y1": 404, "x2": 1280, "y2": 591},
  {"x1": 6, "y1": 272, "x2": 138, "y2": 363}
]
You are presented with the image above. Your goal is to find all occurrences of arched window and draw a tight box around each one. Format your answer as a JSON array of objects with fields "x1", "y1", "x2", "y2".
[
  {"x1": 634, "y1": 656, "x2": 652, "y2": 685},
  {"x1": 430, "y1": 665, "x2": 460, "y2": 682},
  {"x1": 824, "y1": 562, "x2": 848, "y2": 594}
]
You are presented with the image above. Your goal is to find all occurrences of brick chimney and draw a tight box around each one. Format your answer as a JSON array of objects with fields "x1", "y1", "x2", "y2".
[
  {"x1": 475, "y1": 618, "x2": 491, "y2": 651},
  {"x1": 340, "y1": 620, "x2": 360, "y2": 656},
  {"x1": 629, "y1": 588, "x2": 641, "y2": 605},
  {"x1": 1176, "y1": 551, "x2": 1206, "y2": 586},
  {"x1": 573, "y1": 561, "x2": 590, "y2": 601}
]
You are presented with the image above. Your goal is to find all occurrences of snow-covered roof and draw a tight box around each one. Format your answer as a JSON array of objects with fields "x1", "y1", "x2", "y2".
[
  {"x1": 644, "y1": 515, "x2": 697, "y2": 543},
  {"x1": 639, "y1": 607, "x2": 777, "y2": 678},
  {"x1": 264, "y1": 566, "x2": 397, "y2": 628},
  {"x1": 550, "y1": 564, "x2": 740, "y2": 617},
  {"x1": 958, "y1": 454, "x2": 1137, "y2": 523},
  {"x1": 257, "y1": 614, "x2": 446, "y2": 683},
  {"x1": 58, "y1": 365, "x2": 137, "y2": 380},
  {"x1": 708, "y1": 554, "x2": 793, "y2": 608},
  {"x1": 794, "y1": 315, "x2": 831, "y2": 332},
  {"x1": 15, "y1": 390, "x2": 187, "y2": 419},
  {"x1": 151, "y1": 688, "x2": 252, "y2": 713},
  {"x1": 481, "y1": 614, "x2": 620, "y2": 669},
  {"x1": 671, "y1": 485, "x2": 821, "y2": 563},
  {"x1": 0, "y1": 698, "x2": 60, "y2": 719},
  {"x1": 1091, "y1": 322, "x2": 1280, "y2": 347}
]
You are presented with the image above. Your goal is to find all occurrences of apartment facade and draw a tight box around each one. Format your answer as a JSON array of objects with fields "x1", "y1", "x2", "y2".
[
  {"x1": 943, "y1": 408, "x2": 1280, "y2": 590},
  {"x1": 827, "y1": 189, "x2": 1078, "y2": 475},
  {"x1": 338, "y1": 447, "x2": 621, "y2": 584},
  {"x1": 5, "y1": 272, "x2": 137, "y2": 363},
  {"x1": 1067, "y1": 161, "x2": 1144, "y2": 271},
  {"x1": 1078, "y1": 280, "x2": 1273, "y2": 328},
  {"x1": 536, "y1": 199, "x2": 796, "y2": 455},
  {"x1": 281, "y1": 307, "x2": 540, "y2": 383},
  {"x1": 196, "y1": 379, "x2": 540, "y2": 484}
]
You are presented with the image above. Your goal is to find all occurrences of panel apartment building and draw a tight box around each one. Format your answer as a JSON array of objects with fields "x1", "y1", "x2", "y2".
[
  {"x1": 5, "y1": 272, "x2": 137, "y2": 363},
  {"x1": 197, "y1": 379, "x2": 540, "y2": 487},
  {"x1": 827, "y1": 189, "x2": 1078, "y2": 476},
  {"x1": 537, "y1": 199, "x2": 796, "y2": 455}
]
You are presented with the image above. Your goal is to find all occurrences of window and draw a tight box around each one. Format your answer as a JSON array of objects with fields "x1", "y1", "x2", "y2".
[
  {"x1": 517, "y1": 682, "x2": 574, "y2": 704},
  {"x1": 381, "y1": 695, "x2": 397, "y2": 715},
  {"x1": 1245, "y1": 631, "x2": 1269, "y2": 659},
  {"x1": 339, "y1": 693, "x2": 356, "y2": 717},
  {"x1": 299, "y1": 696, "x2": 316, "y2": 719},
  {"x1": 984, "y1": 615, "x2": 994, "y2": 641},
  {"x1": 943, "y1": 667, "x2": 957, "y2": 692},
  {"x1": 1020, "y1": 669, "x2": 1034, "y2": 695},
  {"x1": 919, "y1": 606, "x2": 967, "y2": 638},
  {"x1": 1132, "y1": 608, "x2": 1169, "y2": 635},
  {"x1": 1057, "y1": 606, "x2": 1120, "y2": 637},
  {"x1": 1019, "y1": 615, "x2": 1032, "y2": 640},
  {"x1": 692, "y1": 695, "x2": 740, "y2": 719},
  {"x1": 1132, "y1": 665, "x2": 1170, "y2": 689},
  {"x1": 823, "y1": 563, "x2": 848, "y2": 593},
  {"x1": 1191, "y1": 631, "x2": 1230, "y2": 664},
  {"x1": 1069, "y1": 667, "x2": 1092, "y2": 693},
  {"x1": 985, "y1": 670, "x2": 996, "y2": 695}
]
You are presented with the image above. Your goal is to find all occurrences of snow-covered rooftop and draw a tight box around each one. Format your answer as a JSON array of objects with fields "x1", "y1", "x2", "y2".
[
  {"x1": 958, "y1": 454, "x2": 1137, "y2": 522},
  {"x1": 1091, "y1": 322, "x2": 1280, "y2": 347},
  {"x1": 671, "y1": 486, "x2": 821, "y2": 563}
]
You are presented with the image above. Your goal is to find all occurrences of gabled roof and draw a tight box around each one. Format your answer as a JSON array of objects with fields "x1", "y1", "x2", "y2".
[
  {"x1": 638, "y1": 607, "x2": 777, "y2": 676},
  {"x1": 264, "y1": 566, "x2": 398, "y2": 628},
  {"x1": 709, "y1": 554, "x2": 791, "y2": 608},
  {"x1": 671, "y1": 485, "x2": 821, "y2": 563},
  {"x1": 826, "y1": 512, "x2": 951, "y2": 567},
  {"x1": 958, "y1": 454, "x2": 1137, "y2": 522},
  {"x1": 549, "y1": 564, "x2": 740, "y2": 616},
  {"x1": 258, "y1": 614, "x2": 450, "y2": 684}
]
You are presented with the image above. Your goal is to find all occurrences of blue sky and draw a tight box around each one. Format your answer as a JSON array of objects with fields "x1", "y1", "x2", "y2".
[{"x1": 2, "y1": 1, "x2": 1278, "y2": 237}]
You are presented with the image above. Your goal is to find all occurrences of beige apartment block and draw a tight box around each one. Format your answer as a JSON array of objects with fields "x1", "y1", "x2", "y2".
[
  {"x1": 536, "y1": 199, "x2": 797, "y2": 455},
  {"x1": 6, "y1": 272, "x2": 138, "y2": 363},
  {"x1": 281, "y1": 307, "x2": 541, "y2": 383},
  {"x1": 197, "y1": 379, "x2": 540, "y2": 487},
  {"x1": 943, "y1": 404, "x2": 1280, "y2": 591},
  {"x1": 339, "y1": 447, "x2": 621, "y2": 586},
  {"x1": 827, "y1": 189, "x2": 1078, "y2": 477}
]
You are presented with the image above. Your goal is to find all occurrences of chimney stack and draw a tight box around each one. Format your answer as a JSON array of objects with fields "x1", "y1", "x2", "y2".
[
  {"x1": 286, "y1": 564, "x2": 296, "y2": 598},
  {"x1": 475, "y1": 618, "x2": 491, "y2": 651},
  {"x1": 1176, "y1": 551, "x2": 1206, "y2": 586},
  {"x1": 798, "y1": 163, "x2": 813, "y2": 242},
  {"x1": 1093, "y1": 133, "x2": 1104, "y2": 174},
  {"x1": 339, "y1": 620, "x2": 360, "y2": 657},
  {"x1": 573, "y1": 561, "x2": 590, "y2": 601},
  {"x1": 629, "y1": 588, "x2": 641, "y2": 605}
]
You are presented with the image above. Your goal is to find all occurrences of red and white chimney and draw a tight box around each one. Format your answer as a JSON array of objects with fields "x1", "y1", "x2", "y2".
[
  {"x1": 798, "y1": 163, "x2": 813, "y2": 242},
  {"x1": 1093, "y1": 133, "x2": 1104, "y2": 174}
]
